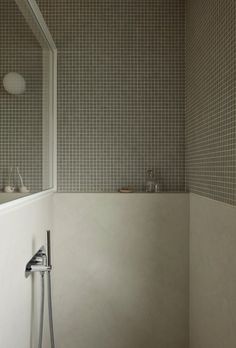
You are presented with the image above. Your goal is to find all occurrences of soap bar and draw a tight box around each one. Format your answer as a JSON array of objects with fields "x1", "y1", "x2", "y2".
[{"x1": 119, "y1": 188, "x2": 133, "y2": 193}]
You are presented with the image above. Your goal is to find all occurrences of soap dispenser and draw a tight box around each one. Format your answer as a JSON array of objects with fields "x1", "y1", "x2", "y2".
[{"x1": 145, "y1": 169, "x2": 155, "y2": 193}]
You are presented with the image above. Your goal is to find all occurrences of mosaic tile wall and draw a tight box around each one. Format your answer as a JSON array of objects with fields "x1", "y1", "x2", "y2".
[
  {"x1": 40, "y1": 0, "x2": 185, "y2": 192},
  {"x1": 0, "y1": 0, "x2": 43, "y2": 192},
  {"x1": 185, "y1": 0, "x2": 236, "y2": 205}
]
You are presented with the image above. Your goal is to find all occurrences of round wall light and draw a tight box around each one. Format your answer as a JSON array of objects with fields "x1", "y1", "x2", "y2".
[{"x1": 3, "y1": 72, "x2": 26, "y2": 95}]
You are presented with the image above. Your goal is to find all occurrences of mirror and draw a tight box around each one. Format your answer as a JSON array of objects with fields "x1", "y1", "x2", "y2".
[{"x1": 0, "y1": 0, "x2": 56, "y2": 205}]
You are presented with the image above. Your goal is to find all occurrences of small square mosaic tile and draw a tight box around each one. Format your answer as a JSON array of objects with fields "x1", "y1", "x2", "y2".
[
  {"x1": 40, "y1": 0, "x2": 186, "y2": 193},
  {"x1": 185, "y1": 0, "x2": 236, "y2": 205}
]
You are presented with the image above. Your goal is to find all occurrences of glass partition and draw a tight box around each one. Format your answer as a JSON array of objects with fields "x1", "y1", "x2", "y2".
[{"x1": 0, "y1": 0, "x2": 56, "y2": 205}]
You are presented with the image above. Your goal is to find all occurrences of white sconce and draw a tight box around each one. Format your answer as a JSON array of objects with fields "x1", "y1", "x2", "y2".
[{"x1": 3, "y1": 72, "x2": 26, "y2": 95}]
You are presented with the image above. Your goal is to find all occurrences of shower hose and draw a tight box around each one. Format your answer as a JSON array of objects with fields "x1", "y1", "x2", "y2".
[{"x1": 38, "y1": 271, "x2": 55, "y2": 348}]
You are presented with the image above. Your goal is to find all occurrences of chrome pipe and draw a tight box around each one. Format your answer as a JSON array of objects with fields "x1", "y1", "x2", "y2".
[{"x1": 46, "y1": 230, "x2": 51, "y2": 268}]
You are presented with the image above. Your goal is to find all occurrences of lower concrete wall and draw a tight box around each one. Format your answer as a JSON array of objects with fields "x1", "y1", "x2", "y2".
[
  {"x1": 3, "y1": 191, "x2": 236, "y2": 348},
  {"x1": 190, "y1": 194, "x2": 236, "y2": 348},
  {"x1": 53, "y1": 193, "x2": 189, "y2": 348},
  {"x1": 0, "y1": 194, "x2": 53, "y2": 348}
]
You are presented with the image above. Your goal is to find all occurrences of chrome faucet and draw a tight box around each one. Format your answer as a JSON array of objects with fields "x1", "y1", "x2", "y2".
[
  {"x1": 25, "y1": 231, "x2": 55, "y2": 347},
  {"x1": 25, "y1": 231, "x2": 52, "y2": 277}
]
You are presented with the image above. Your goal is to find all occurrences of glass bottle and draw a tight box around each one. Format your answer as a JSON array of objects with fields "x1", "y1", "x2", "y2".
[{"x1": 145, "y1": 169, "x2": 155, "y2": 193}]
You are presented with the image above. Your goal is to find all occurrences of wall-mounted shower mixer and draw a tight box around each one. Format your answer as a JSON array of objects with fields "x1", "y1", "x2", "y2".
[
  {"x1": 25, "y1": 231, "x2": 55, "y2": 348},
  {"x1": 25, "y1": 230, "x2": 52, "y2": 277},
  {"x1": 25, "y1": 246, "x2": 51, "y2": 277}
]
